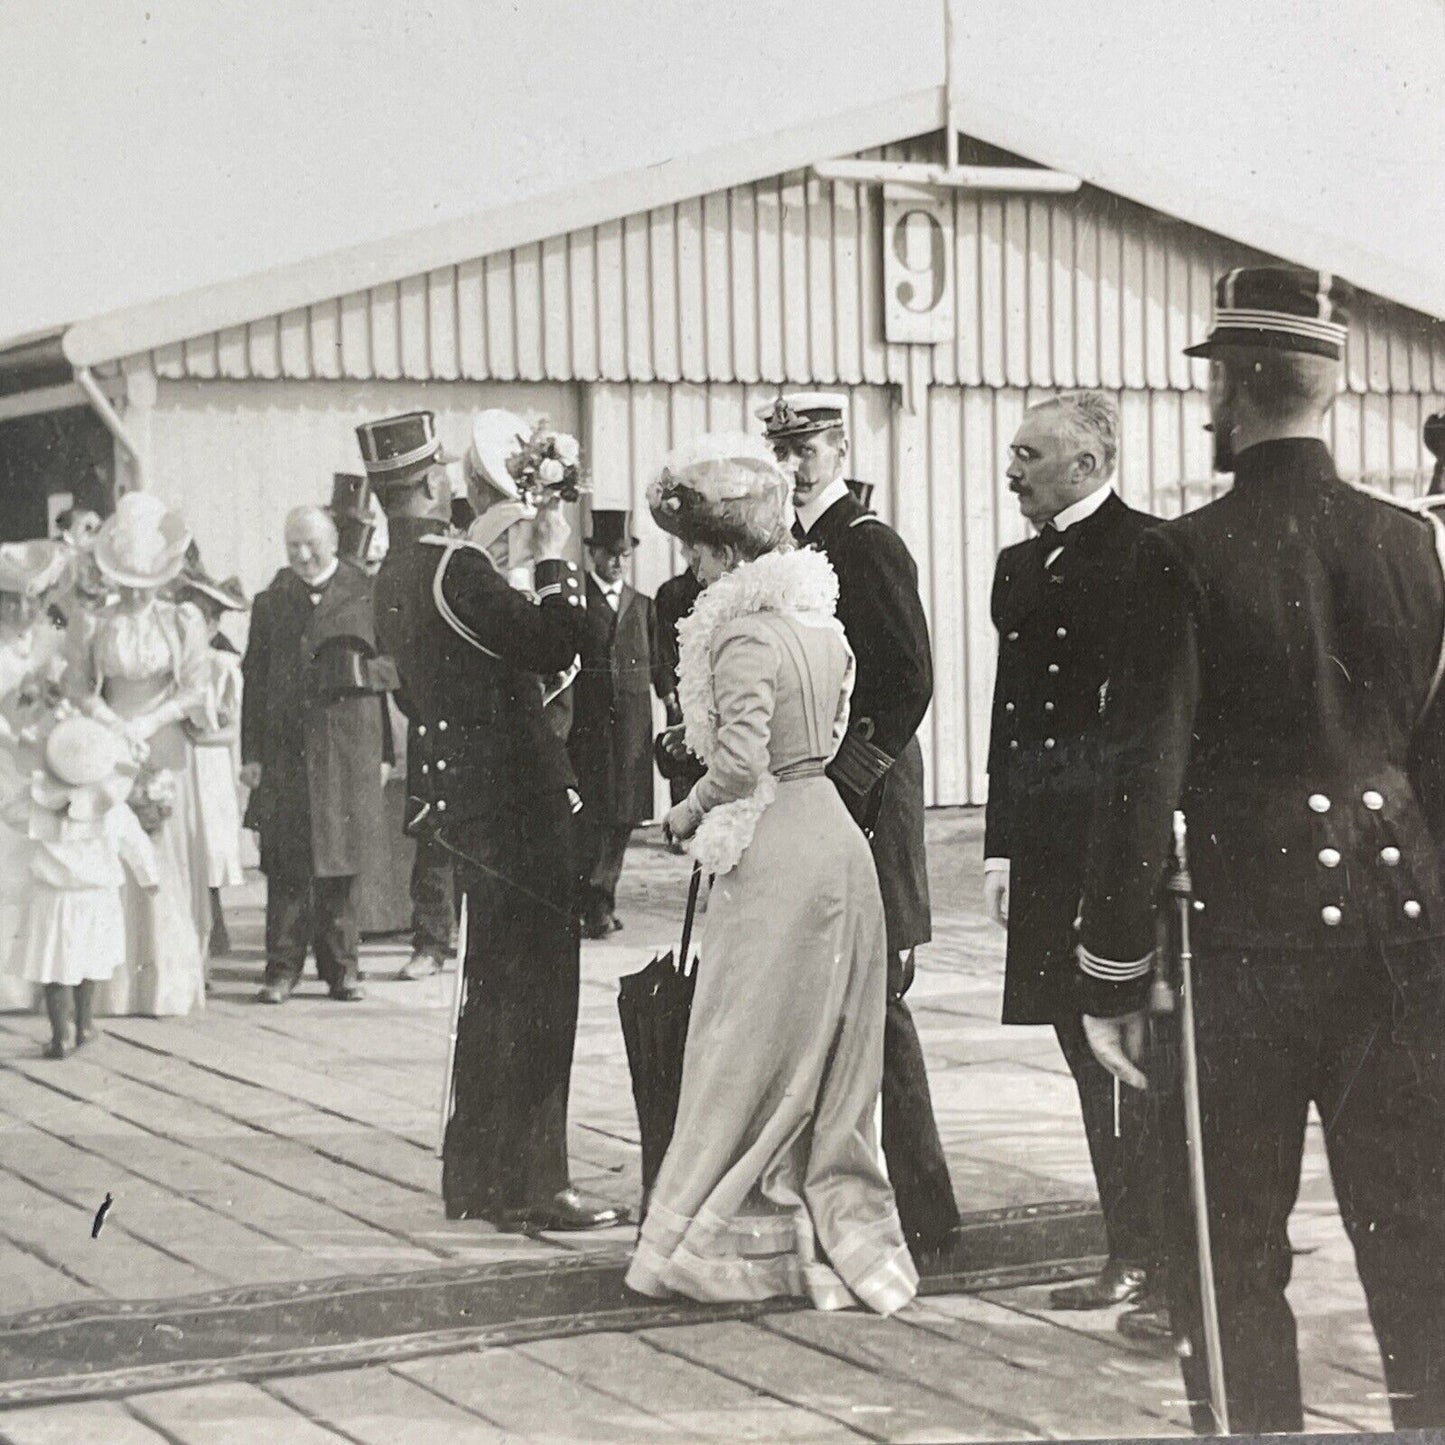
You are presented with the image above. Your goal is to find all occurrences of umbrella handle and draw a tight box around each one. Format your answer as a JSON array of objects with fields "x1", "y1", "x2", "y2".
[{"x1": 678, "y1": 863, "x2": 703, "y2": 974}]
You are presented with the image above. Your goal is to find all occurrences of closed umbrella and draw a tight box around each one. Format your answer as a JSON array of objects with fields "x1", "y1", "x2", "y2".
[{"x1": 618, "y1": 863, "x2": 702, "y2": 1220}]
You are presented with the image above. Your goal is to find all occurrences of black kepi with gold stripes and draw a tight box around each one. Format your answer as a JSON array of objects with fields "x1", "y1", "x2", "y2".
[{"x1": 1184, "y1": 266, "x2": 1352, "y2": 361}]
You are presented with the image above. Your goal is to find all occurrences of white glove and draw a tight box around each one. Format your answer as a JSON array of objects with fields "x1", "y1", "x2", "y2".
[{"x1": 983, "y1": 859, "x2": 1010, "y2": 928}]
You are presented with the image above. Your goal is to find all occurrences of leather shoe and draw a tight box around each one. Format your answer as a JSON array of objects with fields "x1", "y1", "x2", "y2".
[
  {"x1": 398, "y1": 951, "x2": 443, "y2": 981},
  {"x1": 500, "y1": 1189, "x2": 624, "y2": 1232},
  {"x1": 257, "y1": 983, "x2": 292, "y2": 1005},
  {"x1": 329, "y1": 982, "x2": 366, "y2": 1002},
  {"x1": 1049, "y1": 1261, "x2": 1149, "y2": 1310},
  {"x1": 1117, "y1": 1297, "x2": 1173, "y2": 1349}
]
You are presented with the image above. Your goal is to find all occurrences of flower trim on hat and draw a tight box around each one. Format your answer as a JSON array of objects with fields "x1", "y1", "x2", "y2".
[{"x1": 674, "y1": 546, "x2": 839, "y2": 876}]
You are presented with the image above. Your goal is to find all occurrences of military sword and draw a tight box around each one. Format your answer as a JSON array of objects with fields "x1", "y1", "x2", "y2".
[
  {"x1": 437, "y1": 891, "x2": 469, "y2": 1158},
  {"x1": 1168, "y1": 810, "x2": 1230, "y2": 1435}
]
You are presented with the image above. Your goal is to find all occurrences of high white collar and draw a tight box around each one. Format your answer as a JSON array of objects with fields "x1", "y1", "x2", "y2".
[
  {"x1": 295, "y1": 558, "x2": 340, "y2": 590},
  {"x1": 1046, "y1": 483, "x2": 1114, "y2": 535},
  {"x1": 589, "y1": 572, "x2": 624, "y2": 596},
  {"x1": 795, "y1": 477, "x2": 852, "y2": 535}
]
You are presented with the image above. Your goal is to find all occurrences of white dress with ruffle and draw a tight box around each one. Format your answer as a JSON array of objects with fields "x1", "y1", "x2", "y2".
[{"x1": 79, "y1": 602, "x2": 208, "y2": 1016}]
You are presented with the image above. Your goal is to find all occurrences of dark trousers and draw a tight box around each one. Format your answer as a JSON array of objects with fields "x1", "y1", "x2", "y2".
[
  {"x1": 1055, "y1": 1012, "x2": 1157, "y2": 1269},
  {"x1": 263, "y1": 872, "x2": 359, "y2": 990},
  {"x1": 577, "y1": 813, "x2": 632, "y2": 923},
  {"x1": 410, "y1": 832, "x2": 456, "y2": 958},
  {"x1": 442, "y1": 796, "x2": 579, "y2": 1218},
  {"x1": 1161, "y1": 943, "x2": 1445, "y2": 1434},
  {"x1": 882, "y1": 948, "x2": 962, "y2": 1252}
]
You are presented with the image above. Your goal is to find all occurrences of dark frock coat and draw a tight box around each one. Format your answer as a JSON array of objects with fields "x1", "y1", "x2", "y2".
[
  {"x1": 375, "y1": 529, "x2": 587, "y2": 1216},
  {"x1": 241, "y1": 561, "x2": 391, "y2": 881},
  {"x1": 801, "y1": 488, "x2": 932, "y2": 955},
  {"x1": 567, "y1": 578, "x2": 657, "y2": 825},
  {"x1": 984, "y1": 491, "x2": 1156, "y2": 1023}
]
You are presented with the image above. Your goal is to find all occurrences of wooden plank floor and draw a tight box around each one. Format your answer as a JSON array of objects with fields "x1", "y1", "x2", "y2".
[{"x1": 0, "y1": 815, "x2": 1395, "y2": 1439}]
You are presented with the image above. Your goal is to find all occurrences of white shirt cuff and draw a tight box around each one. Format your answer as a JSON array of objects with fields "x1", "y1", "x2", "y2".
[{"x1": 984, "y1": 857, "x2": 1010, "y2": 876}]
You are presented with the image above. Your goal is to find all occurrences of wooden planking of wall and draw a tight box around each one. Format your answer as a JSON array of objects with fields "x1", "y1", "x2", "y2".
[{"x1": 147, "y1": 133, "x2": 1445, "y2": 398}]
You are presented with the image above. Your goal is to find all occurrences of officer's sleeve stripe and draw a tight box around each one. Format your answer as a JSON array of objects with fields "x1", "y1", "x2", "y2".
[
  {"x1": 432, "y1": 544, "x2": 502, "y2": 661},
  {"x1": 535, "y1": 583, "x2": 562, "y2": 600},
  {"x1": 1078, "y1": 945, "x2": 1154, "y2": 982}
]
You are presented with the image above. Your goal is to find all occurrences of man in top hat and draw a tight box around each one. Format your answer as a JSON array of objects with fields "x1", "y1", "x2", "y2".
[
  {"x1": 1078, "y1": 266, "x2": 1445, "y2": 1433},
  {"x1": 365, "y1": 407, "x2": 619, "y2": 1231},
  {"x1": 358, "y1": 417, "x2": 461, "y2": 980},
  {"x1": 241, "y1": 505, "x2": 395, "y2": 1004},
  {"x1": 983, "y1": 391, "x2": 1162, "y2": 1317},
  {"x1": 760, "y1": 390, "x2": 960, "y2": 1259},
  {"x1": 569, "y1": 509, "x2": 661, "y2": 938},
  {"x1": 329, "y1": 473, "x2": 382, "y2": 572}
]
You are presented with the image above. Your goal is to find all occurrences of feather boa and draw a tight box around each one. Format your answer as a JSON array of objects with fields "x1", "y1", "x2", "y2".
[{"x1": 674, "y1": 547, "x2": 839, "y2": 875}]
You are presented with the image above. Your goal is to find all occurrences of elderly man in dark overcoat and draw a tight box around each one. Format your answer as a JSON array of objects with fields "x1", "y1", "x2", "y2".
[
  {"x1": 241, "y1": 505, "x2": 393, "y2": 1004},
  {"x1": 762, "y1": 390, "x2": 960, "y2": 1259},
  {"x1": 363, "y1": 408, "x2": 620, "y2": 1232},
  {"x1": 1079, "y1": 268, "x2": 1445, "y2": 1434},
  {"x1": 984, "y1": 391, "x2": 1159, "y2": 1313},
  {"x1": 569, "y1": 510, "x2": 659, "y2": 937}
]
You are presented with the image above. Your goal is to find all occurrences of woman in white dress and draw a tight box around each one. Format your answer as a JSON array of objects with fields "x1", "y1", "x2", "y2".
[
  {"x1": 0, "y1": 541, "x2": 71, "y2": 1012},
  {"x1": 73, "y1": 493, "x2": 208, "y2": 1016},
  {"x1": 175, "y1": 566, "x2": 249, "y2": 960},
  {"x1": 625, "y1": 435, "x2": 917, "y2": 1316}
]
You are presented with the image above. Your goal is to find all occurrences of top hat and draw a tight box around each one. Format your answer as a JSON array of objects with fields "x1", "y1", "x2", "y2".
[
  {"x1": 93, "y1": 493, "x2": 192, "y2": 590},
  {"x1": 584, "y1": 510, "x2": 638, "y2": 550},
  {"x1": 330, "y1": 472, "x2": 373, "y2": 521},
  {"x1": 0, "y1": 539, "x2": 68, "y2": 598},
  {"x1": 355, "y1": 411, "x2": 445, "y2": 483},
  {"x1": 1185, "y1": 267, "x2": 1353, "y2": 361},
  {"x1": 1425, "y1": 414, "x2": 1445, "y2": 463},
  {"x1": 756, "y1": 391, "x2": 848, "y2": 443}
]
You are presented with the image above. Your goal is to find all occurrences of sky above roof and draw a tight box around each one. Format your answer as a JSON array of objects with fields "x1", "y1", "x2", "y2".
[
  {"x1": 3, "y1": 0, "x2": 1442, "y2": 350},
  {"x1": 0, "y1": 0, "x2": 941, "y2": 343}
]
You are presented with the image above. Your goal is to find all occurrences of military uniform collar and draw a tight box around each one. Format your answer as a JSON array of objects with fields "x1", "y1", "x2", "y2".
[
  {"x1": 796, "y1": 478, "x2": 854, "y2": 536},
  {"x1": 387, "y1": 514, "x2": 446, "y2": 546},
  {"x1": 1231, "y1": 437, "x2": 1338, "y2": 489}
]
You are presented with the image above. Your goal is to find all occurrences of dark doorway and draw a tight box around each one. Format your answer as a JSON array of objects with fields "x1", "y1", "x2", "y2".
[{"x1": 0, "y1": 406, "x2": 113, "y2": 542}]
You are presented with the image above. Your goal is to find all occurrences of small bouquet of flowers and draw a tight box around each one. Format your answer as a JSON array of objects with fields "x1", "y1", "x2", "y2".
[
  {"x1": 128, "y1": 762, "x2": 176, "y2": 834},
  {"x1": 505, "y1": 422, "x2": 588, "y2": 506}
]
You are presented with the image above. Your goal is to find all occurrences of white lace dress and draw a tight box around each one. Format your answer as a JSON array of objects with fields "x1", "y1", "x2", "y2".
[{"x1": 79, "y1": 602, "x2": 208, "y2": 1016}]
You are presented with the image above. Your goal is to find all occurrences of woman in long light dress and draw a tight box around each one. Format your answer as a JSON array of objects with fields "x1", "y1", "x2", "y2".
[
  {"x1": 74, "y1": 494, "x2": 207, "y2": 1017},
  {"x1": 175, "y1": 569, "x2": 249, "y2": 958},
  {"x1": 0, "y1": 541, "x2": 72, "y2": 1012},
  {"x1": 625, "y1": 435, "x2": 917, "y2": 1316}
]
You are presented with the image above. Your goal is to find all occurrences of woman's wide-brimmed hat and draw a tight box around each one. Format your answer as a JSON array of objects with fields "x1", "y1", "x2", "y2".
[
  {"x1": 93, "y1": 493, "x2": 192, "y2": 590},
  {"x1": 0, "y1": 539, "x2": 68, "y2": 598},
  {"x1": 177, "y1": 561, "x2": 249, "y2": 613},
  {"x1": 465, "y1": 409, "x2": 532, "y2": 505},
  {"x1": 33, "y1": 714, "x2": 135, "y2": 821}
]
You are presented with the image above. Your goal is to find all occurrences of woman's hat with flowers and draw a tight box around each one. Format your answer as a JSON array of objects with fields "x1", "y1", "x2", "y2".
[
  {"x1": 93, "y1": 492, "x2": 192, "y2": 590},
  {"x1": 0, "y1": 539, "x2": 68, "y2": 598}
]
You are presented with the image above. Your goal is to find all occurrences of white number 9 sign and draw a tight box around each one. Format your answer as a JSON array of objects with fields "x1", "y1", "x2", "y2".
[{"x1": 882, "y1": 188, "x2": 955, "y2": 344}]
